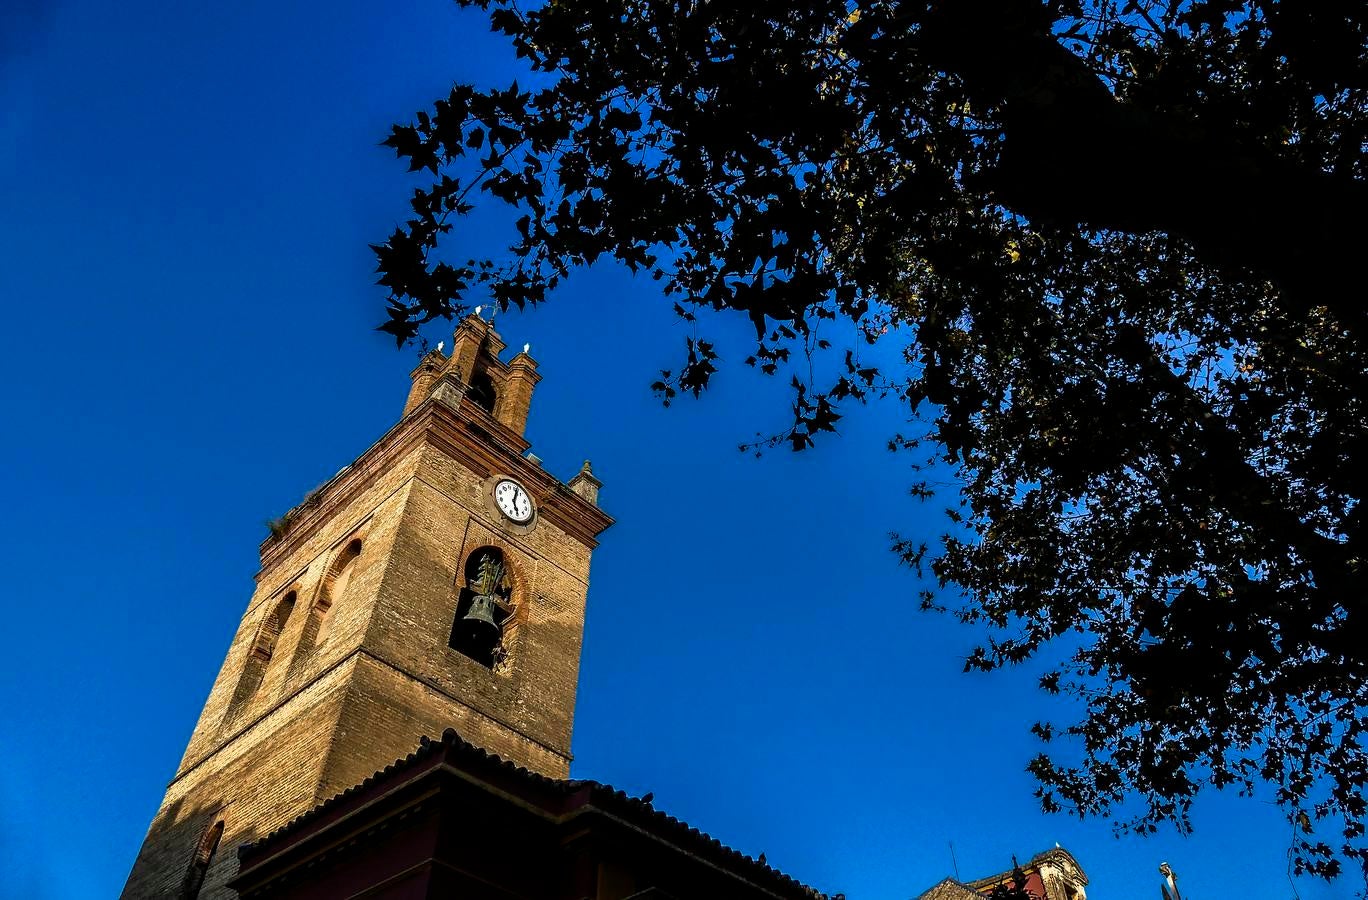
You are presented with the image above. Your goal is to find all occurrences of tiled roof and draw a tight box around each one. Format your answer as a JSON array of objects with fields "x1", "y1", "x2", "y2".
[
  {"x1": 917, "y1": 877, "x2": 989, "y2": 900},
  {"x1": 240, "y1": 728, "x2": 825, "y2": 899}
]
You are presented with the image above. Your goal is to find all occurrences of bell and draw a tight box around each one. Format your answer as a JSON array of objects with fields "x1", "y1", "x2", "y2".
[{"x1": 462, "y1": 593, "x2": 500, "y2": 631}]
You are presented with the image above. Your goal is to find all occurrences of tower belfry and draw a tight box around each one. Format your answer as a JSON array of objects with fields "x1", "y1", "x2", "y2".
[{"x1": 121, "y1": 314, "x2": 612, "y2": 899}]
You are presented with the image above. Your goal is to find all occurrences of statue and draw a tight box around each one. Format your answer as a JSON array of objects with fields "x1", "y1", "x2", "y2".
[
  {"x1": 463, "y1": 551, "x2": 508, "y2": 632},
  {"x1": 1159, "y1": 862, "x2": 1182, "y2": 900}
]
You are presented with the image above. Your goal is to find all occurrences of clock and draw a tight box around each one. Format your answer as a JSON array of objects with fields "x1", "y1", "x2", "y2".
[{"x1": 493, "y1": 479, "x2": 534, "y2": 524}]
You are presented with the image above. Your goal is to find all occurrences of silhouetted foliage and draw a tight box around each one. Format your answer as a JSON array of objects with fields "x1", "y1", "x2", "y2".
[{"x1": 373, "y1": 0, "x2": 1367, "y2": 878}]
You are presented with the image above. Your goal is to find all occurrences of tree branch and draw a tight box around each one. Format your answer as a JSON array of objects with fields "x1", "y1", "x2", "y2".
[{"x1": 921, "y1": 0, "x2": 1367, "y2": 330}]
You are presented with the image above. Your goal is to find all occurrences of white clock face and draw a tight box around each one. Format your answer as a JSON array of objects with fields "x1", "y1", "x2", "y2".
[{"x1": 493, "y1": 479, "x2": 534, "y2": 524}]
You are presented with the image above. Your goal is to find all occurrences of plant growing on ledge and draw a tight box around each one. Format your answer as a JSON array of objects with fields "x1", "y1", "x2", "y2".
[{"x1": 264, "y1": 515, "x2": 291, "y2": 540}]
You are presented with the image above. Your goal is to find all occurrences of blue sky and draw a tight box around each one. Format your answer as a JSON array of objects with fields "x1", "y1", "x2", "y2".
[{"x1": 0, "y1": 2, "x2": 1348, "y2": 898}]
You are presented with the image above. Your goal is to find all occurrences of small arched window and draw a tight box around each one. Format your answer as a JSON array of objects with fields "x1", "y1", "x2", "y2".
[
  {"x1": 449, "y1": 547, "x2": 513, "y2": 668},
  {"x1": 288, "y1": 538, "x2": 362, "y2": 680},
  {"x1": 467, "y1": 370, "x2": 497, "y2": 414},
  {"x1": 258, "y1": 592, "x2": 297, "y2": 658},
  {"x1": 223, "y1": 591, "x2": 297, "y2": 725},
  {"x1": 316, "y1": 538, "x2": 362, "y2": 644},
  {"x1": 180, "y1": 819, "x2": 223, "y2": 900},
  {"x1": 320, "y1": 536, "x2": 361, "y2": 626}
]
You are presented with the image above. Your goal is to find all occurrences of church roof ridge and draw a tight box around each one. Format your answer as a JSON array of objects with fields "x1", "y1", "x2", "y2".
[
  {"x1": 914, "y1": 876, "x2": 986, "y2": 900},
  {"x1": 240, "y1": 728, "x2": 826, "y2": 899}
]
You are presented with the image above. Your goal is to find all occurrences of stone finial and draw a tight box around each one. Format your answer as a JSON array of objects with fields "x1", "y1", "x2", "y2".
[{"x1": 568, "y1": 459, "x2": 602, "y2": 506}]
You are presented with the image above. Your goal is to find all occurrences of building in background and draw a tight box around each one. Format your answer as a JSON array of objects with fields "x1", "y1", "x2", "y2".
[{"x1": 918, "y1": 848, "x2": 1089, "y2": 900}]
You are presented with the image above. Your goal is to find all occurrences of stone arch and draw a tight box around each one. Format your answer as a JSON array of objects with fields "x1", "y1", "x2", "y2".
[
  {"x1": 315, "y1": 537, "x2": 362, "y2": 645},
  {"x1": 287, "y1": 535, "x2": 364, "y2": 681},
  {"x1": 222, "y1": 590, "x2": 297, "y2": 726},
  {"x1": 179, "y1": 818, "x2": 223, "y2": 900},
  {"x1": 467, "y1": 368, "x2": 497, "y2": 414}
]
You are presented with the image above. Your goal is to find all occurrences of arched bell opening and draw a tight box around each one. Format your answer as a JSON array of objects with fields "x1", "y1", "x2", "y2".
[
  {"x1": 467, "y1": 369, "x2": 497, "y2": 415},
  {"x1": 449, "y1": 546, "x2": 515, "y2": 668}
]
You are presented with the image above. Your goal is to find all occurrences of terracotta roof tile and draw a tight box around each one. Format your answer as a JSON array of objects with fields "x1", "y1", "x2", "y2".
[
  {"x1": 917, "y1": 878, "x2": 987, "y2": 900},
  {"x1": 240, "y1": 728, "x2": 825, "y2": 899}
]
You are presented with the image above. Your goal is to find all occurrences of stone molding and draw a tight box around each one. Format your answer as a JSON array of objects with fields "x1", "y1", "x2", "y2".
[{"x1": 258, "y1": 400, "x2": 612, "y2": 575}]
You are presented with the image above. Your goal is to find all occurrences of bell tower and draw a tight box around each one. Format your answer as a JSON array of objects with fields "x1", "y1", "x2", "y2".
[{"x1": 121, "y1": 314, "x2": 612, "y2": 899}]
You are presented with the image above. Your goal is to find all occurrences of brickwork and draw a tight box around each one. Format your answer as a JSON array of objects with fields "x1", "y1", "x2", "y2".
[
  {"x1": 403, "y1": 351, "x2": 445, "y2": 417},
  {"x1": 120, "y1": 316, "x2": 610, "y2": 898},
  {"x1": 498, "y1": 350, "x2": 540, "y2": 434},
  {"x1": 318, "y1": 652, "x2": 569, "y2": 801},
  {"x1": 363, "y1": 463, "x2": 592, "y2": 768},
  {"x1": 411, "y1": 314, "x2": 541, "y2": 437},
  {"x1": 121, "y1": 660, "x2": 353, "y2": 899},
  {"x1": 446, "y1": 316, "x2": 497, "y2": 384},
  {"x1": 175, "y1": 450, "x2": 421, "y2": 775}
]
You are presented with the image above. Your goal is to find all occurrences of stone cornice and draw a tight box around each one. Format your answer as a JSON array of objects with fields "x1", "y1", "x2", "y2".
[
  {"x1": 257, "y1": 397, "x2": 612, "y2": 575},
  {"x1": 414, "y1": 400, "x2": 614, "y2": 549}
]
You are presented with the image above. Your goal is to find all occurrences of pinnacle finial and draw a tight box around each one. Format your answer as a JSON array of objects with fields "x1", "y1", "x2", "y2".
[{"x1": 569, "y1": 459, "x2": 600, "y2": 503}]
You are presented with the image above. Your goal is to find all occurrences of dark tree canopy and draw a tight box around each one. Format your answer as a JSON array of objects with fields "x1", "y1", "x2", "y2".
[{"x1": 373, "y1": 0, "x2": 1367, "y2": 878}]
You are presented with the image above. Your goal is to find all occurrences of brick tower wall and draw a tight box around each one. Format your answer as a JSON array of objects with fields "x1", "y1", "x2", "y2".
[
  {"x1": 121, "y1": 451, "x2": 420, "y2": 900},
  {"x1": 120, "y1": 319, "x2": 609, "y2": 899}
]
